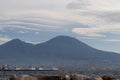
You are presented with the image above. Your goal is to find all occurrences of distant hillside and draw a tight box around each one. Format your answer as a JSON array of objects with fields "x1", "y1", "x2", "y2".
[{"x1": 0, "y1": 36, "x2": 120, "y2": 67}]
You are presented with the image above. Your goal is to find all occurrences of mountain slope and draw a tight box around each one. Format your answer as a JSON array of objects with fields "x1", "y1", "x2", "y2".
[
  {"x1": 33, "y1": 36, "x2": 120, "y2": 65},
  {"x1": 0, "y1": 36, "x2": 120, "y2": 66},
  {"x1": 0, "y1": 39, "x2": 34, "y2": 64}
]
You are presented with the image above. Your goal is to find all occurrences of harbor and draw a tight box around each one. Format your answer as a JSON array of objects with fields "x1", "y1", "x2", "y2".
[
  {"x1": 0, "y1": 64, "x2": 59, "y2": 71},
  {"x1": 0, "y1": 64, "x2": 59, "y2": 77}
]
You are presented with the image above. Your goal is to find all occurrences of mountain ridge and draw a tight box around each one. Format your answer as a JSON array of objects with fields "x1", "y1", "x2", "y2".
[{"x1": 0, "y1": 35, "x2": 120, "y2": 67}]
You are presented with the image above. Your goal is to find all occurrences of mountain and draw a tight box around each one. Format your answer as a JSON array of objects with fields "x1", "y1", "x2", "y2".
[
  {"x1": 0, "y1": 36, "x2": 120, "y2": 67},
  {"x1": 0, "y1": 39, "x2": 34, "y2": 65}
]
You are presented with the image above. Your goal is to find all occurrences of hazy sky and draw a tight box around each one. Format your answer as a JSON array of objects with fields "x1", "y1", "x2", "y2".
[{"x1": 0, "y1": 0, "x2": 120, "y2": 53}]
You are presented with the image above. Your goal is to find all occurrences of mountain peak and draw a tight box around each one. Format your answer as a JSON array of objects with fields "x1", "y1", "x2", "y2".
[
  {"x1": 48, "y1": 35, "x2": 79, "y2": 43},
  {"x1": 45, "y1": 35, "x2": 87, "y2": 46},
  {"x1": 10, "y1": 38, "x2": 22, "y2": 42},
  {"x1": 0, "y1": 38, "x2": 24, "y2": 47},
  {"x1": 7, "y1": 38, "x2": 23, "y2": 44},
  {"x1": 53, "y1": 35, "x2": 75, "y2": 39}
]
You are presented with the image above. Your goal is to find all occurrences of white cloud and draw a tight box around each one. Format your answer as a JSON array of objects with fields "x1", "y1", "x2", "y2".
[
  {"x1": 0, "y1": 0, "x2": 73, "y2": 12},
  {"x1": 0, "y1": 36, "x2": 11, "y2": 44},
  {"x1": 104, "y1": 39, "x2": 120, "y2": 42},
  {"x1": 0, "y1": 0, "x2": 74, "y2": 32},
  {"x1": 67, "y1": 0, "x2": 120, "y2": 37},
  {"x1": 18, "y1": 31, "x2": 25, "y2": 34},
  {"x1": 67, "y1": 0, "x2": 120, "y2": 11},
  {"x1": 72, "y1": 28, "x2": 106, "y2": 37},
  {"x1": 35, "y1": 32, "x2": 39, "y2": 35},
  {"x1": 0, "y1": 0, "x2": 120, "y2": 38},
  {"x1": 0, "y1": 10, "x2": 73, "y2": 31},
  {"x1": 25, "y1": 41, "x2": 41, "y2": 44}
]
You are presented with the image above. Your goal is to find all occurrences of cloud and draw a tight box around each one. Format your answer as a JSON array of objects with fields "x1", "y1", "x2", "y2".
[
  {"x1": 0, "y1": 0, "x2": 73, "y2": 31},
  {"x1": 67, "y1": 0, "x2": 90, "y2": 10},
  {"x1": 0, "y1": 36, "x2": 11, "y2": 44},
  {"x1": 35, "y1": 32, "x2": 39, "y2": 35},
  {"x1": 72, "y1": 28, "x2": 106, "y2": 37},
  {"x1": 0, "y1": 0, "x2": 73, "y2": 12},
  {"x1": 25, "y1": 41, "x2": 41, "y2": 44},
  {"x1": 94, "y1": 11, "x2": 120, "y2": 23},
  {"x1": 1, "y1": 0, "x2": 120, "y2": 38},
  {"x1": 67, "y1": 0, "x2": 120, "y2": 11},
  {"x1": 66, "y1": 0, "x2": 120, "y2": 37},
  {"x1": 18, "y1": 31, "x2": 25, "y2": 34},
  {"x1": 104, "y1": 39, "x2": 120, "y2": 42},
  {"x1": 0, "y1": 10, "x2": 72, "y2": 32}
]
